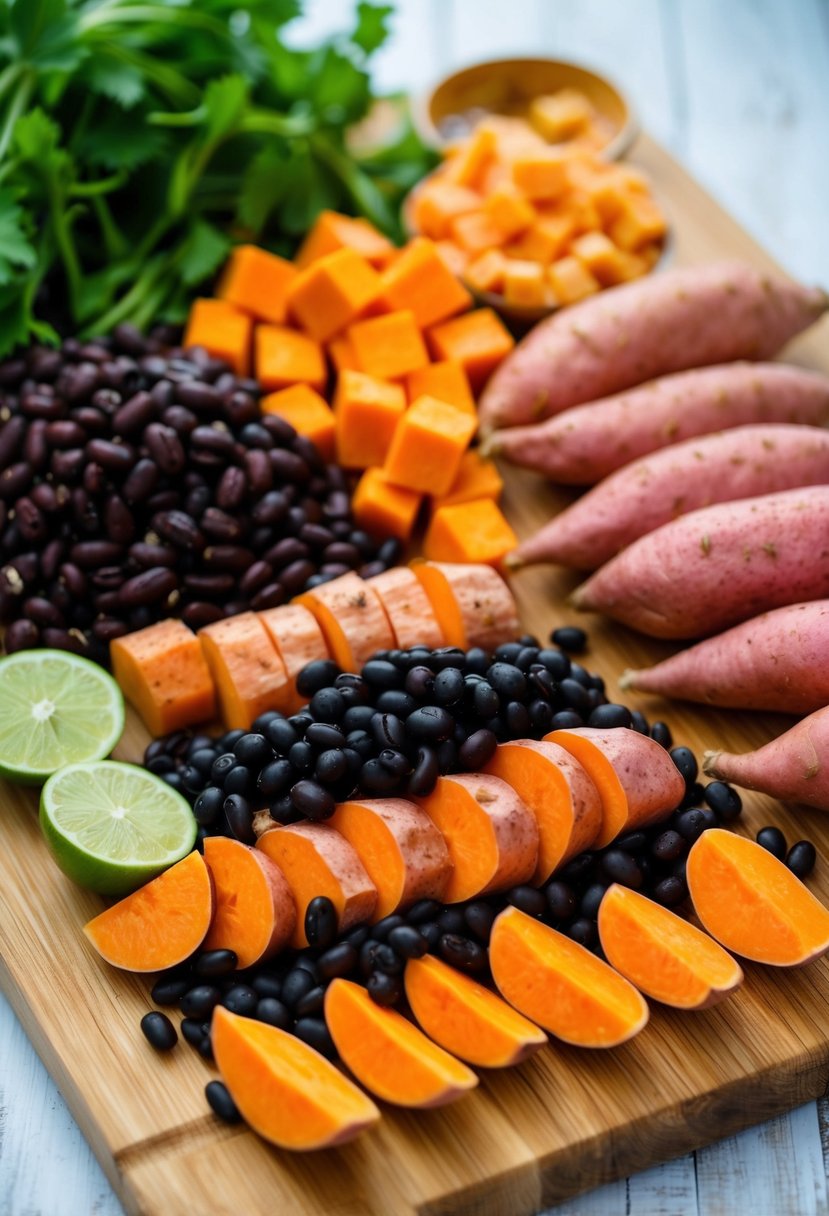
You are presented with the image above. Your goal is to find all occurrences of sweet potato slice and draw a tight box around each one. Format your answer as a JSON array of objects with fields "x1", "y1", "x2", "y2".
[
  {"x1": 295, "y1": 572, "x2": 394, "y2": 672},
  {"x1": 545, "y1": 726, "x2": 684, "y2": 848},
  {"x1": 410, "y1": 560, "x2": 519, "y2": 651},
  {"x1": 330, "y1": 798, "x2": 451, "y2": 920},
  {"x1": 490, "y1": 906, "x2": 649, "y2": 1047},
  {"x1": 325, "y1": 979, "x2": 478, "y2": 1108},
  {"x1": 405, "y1": 955, "x2": 547, "y2": 1067},
  {"x1": 597, "y1": 884, "x2": 743, "y2": 1009},
  {"x1": 258, "y1": 603, "x2": 329, "y2": 714},
  {"x1": 686, "y1": 828, "x2": 829, "y2": 966},
  {"x1": 257, "y1": 822, "x2": 377, "y2": 947},
  {"x1": 212, "y1": 1006, "x2": 380, "y2": 1150},
  {"x1": 198, "y1": 612, "x2": 289, "y2": 729},
  {"x1": 367, "y1": 567, "x2": 444, "y2": 651},
  {"x1": 414, "y1": 772, "x2": 538, "y2": 902},
  {"x1": 110, "y1": 619, "x2": 216, "y2": 736},
  {"x1": 486, "y1": 739, "x2": 602, "y2": 882},
  {"x1": 84, "y1": 851, "x2": 212, "y2": 972},
  {"x1": 202, "y1": 837, "x2": 296, "y2": 968}
]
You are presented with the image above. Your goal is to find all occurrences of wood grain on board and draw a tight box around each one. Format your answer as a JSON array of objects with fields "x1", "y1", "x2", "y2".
[{"x1": 3, "y1": 134, "x2": 829, "y2": 1216}]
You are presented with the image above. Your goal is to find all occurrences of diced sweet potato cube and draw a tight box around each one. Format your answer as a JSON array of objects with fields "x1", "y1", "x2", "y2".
[
  {"x1": 427, "y1": 308, "x2": 514, "y2": 391},
  {"x1": 260, "y1": 384, "x2": 335, "y2": 461},
  {"x1": 411, "y1": 181, "x2": 481, "y2": 240},
  {"x1": 352, "y1": 467, "x2": 422, "y2": 542},
  {"x1": 216, "y1": 245, "x2": 297, "y2": 325},
  {"x1": 405, "y1": 360, "x2": 475, "y2": 416},
  {"x1": 424, "y1": 497, "x2": 518, "y2": 566},
  {"x1": 384, "y1": 395, "x2": 476, "y2": 497},
  {"x1": 512, "y1": 150, "x2": 570, "y2": 200},
  {"x1": 608, "y1": 195, "x2": 668, "y2": 251},
  {"x1": 450, "y1": 210, "x2": 505, "y2": 255},
  {"x1": 503, "y1": 215, "x2": 575, "y2": 264},
  {"x1": 547, "y1": 256, "x2": 601, "y2": 304},
  {"x1": 564, "y1": 191, "x2": 602, "y2": 234},
  {"x1": 184, "y1": 299, "x2": 252, "y2": 377},
  {"x1": 434, "y1": 240, "x2": 470, "y2": 277},
  {"x1": 570, "y1": 231, "x2": 644, "y2": 285},
  {"x1": 328, "y1": 333, "x2": 361, "y2": 373},
  {"x1": 333, "y1": 369, "x2": 406, "y2": 469},
  {"x1": 464, "y1": 249, "x2": 508, "y2": 296},
  {"x1": 295, "y1": 209, "x2": 395, "y2": 269},
  {"x1": 110, "y1": 619, "x2": 216, "y2": 736},
  {"x1": 347, "y1": 310, "x2": 429, "y2": 380},
  {"x1": 380, "y1": 237, "x2": 471, "y2": 329},
  {"x1": 255, "y1": 325, "x2": 326, "y2": 393},
  {"x1": 285, "y1": 248, "x2": 382, "y2": 343},
  {"x1": 444, "y1": 125, "x2": 497, "y2": 190},
  {"x1": 503, "y1": 259, "x2": 548, "y2": 308},
  {"x1": 484, "y1": 186, "x2": 536, "y2": 241},
  {"x1": 433, "y1": 449, "x2": 503, "y2": 512},
  {"x1": 528, "y1": 90, "x2": 594, "y2": 142}
]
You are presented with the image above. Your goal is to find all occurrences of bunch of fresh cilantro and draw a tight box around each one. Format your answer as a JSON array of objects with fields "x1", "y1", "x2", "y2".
[{"x1": 0, "y1": 0, "x2": 436, "y2": 355}]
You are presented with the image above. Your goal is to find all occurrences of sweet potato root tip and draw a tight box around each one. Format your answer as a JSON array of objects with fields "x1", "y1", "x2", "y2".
[{"x1": 699, "y1": 706, "x2": 829, "y2": 808}]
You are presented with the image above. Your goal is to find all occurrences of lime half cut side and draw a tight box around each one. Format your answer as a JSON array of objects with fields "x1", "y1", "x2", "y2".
[
  {"x1": 0, "y1": 649, "x2": 125, "y2": 784},
  {"x1": 40, "y1": 760, "x2": 197, "y2": 895}
]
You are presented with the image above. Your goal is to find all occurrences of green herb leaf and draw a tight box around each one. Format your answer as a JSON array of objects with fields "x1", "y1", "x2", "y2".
[
  {"x1": 202, "y1": 74, "x2": 249, "y2": 142},
  {"x1": 79, "y1": 110, "x2": 169, "y2": 170},
  {"x1": 84, "y1": 57, "x2": 145, "y2": 109},
  {"x1": 352, "y1": 2, "x2": 394, "y2": 55},
  {"x1": 178, "y1": 218, "x2": 231, "y2": 285},
  {"x1": 237, "y1": 143, "x2": 290, "y2": 234},
  {"x1": 0, "y1": 191, "x2": 37, "y2": 285}
]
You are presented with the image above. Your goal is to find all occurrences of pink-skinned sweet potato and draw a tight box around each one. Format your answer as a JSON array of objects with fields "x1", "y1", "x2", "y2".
[
  {"x1": 621, "y1": 601, "x2": 829, "y2": 714},
  {"x1": 478, "y1": 261, "x2": 828, "y2": 434},
  {"x1": 483, "y1": 363, "x2": 829, "y2": 485},
  {"x1": 571, "y1": 486, "x2": 829, "y2": 639},
  {"x1": 510, "y1": 425, "x2": 829, "y2": 571},
  {"x1": 703, "y1": 707, "x2": 829, "y2": 810}
]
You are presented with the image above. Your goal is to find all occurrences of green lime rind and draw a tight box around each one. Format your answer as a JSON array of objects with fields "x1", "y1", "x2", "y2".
[
  {"x1": 40, "y1": 760, "x2": 196, "y2": 896},
  {"x1": 0, "y1": 649, "x2": 125, "y2": 785}
]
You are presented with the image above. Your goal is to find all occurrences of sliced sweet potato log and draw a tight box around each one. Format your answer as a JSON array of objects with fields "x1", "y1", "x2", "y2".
[
  {"x1": 329, "y1": 798, "x2": 452, "y2": 920},
  {"x1": 686, "y1": 828, "x2": 829, "y2": 966},
  {"x1": 324, "y1": 979, "x2": 478, "y2": 1107},
  {"x1": 198, "y1": 612, "x2": 289, "y2": 729},
  {"x1": 258, "y1": 603, "x2": 329, "y2": 714},
  {"x1": 110, "y1": 619, "x2": 216, "y2": 736},
  {"x1": 202, "y1": 837, "x2": 296, "y2": 968},
  {"x1": 597, "y1": 884, "x2": 743, "y2": 1009},
  {"x1": 486, "y1": 739, "x2": 602, "y2": 883},
  {"x1": 490, "y1": 906, "x2": 649, "y2": 1047},
  {"x1": 544, "y1": 726, "x2": 684, "y2": 848},
  {"x1": 367, "y1": 567, "x2": 445, "y2": 651},
  {"x1": 257, "y1": 822, "x2": 377, "y2": 947},
  {"x1": 414, "y1": 772, "x2": 538, "y2": 902},
  {"x1": 295, "y1": 572, "x2": 394, "y2": 672},
  {"x1": 84, "y1": 851, "x2": 212, "y2": 972},
  {"x1": 410, "y1": 559, "x2": 519, "y2": 651},
  {"x1": 212, "y1": 1006, "x2": 380, "y2": 1150},
  {"x1": 404, "y1": 955, "x2": 547, "y2": 1067}
]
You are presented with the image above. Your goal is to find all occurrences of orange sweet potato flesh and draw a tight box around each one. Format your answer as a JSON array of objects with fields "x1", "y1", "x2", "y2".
[
  {"x1": 84, "y1": 852, "x2": 213, "y2": 972},
  {"x1": 212, "y1": 1006, "x2": 380, "y2": 1150},
  {"x1": 414, "y1": 772, "x2": 538, "y2": 902},
  {"x1": 295, "y1": 572, "x2": 394, "y2": 672},
  {"x1": 686, "y1": 828, "x2": 829, "y2": 966},
  {"x1": 110, "y1": 619, "x2": 216, "y2": 736},
  {"x1": 405, "y1": 955, "x2": 547, "y2": 1068},
  {"x1": 490, "y1": 906, "x2": 649, "y2": 1047},
  {"x1": 257, "y1": 822, "x2": 377, "y2": 947},
  {"x1": 597, "y1": 884, "x2": 743, "y2": 1009},
  {"x1": 325, "y1": 979, "x2": 478, "y2": 1108},
  {"x1": 367, "y1": 567, "x2": 444, "y2": 651},
  {"x1": 486, "y1": 739, "x2": 602, "y2": 882},
  {"x1": 198, "y1": 612, "x2": 289, "y2": 729},
  {"x1": 545, "y1": 726, "x2": 685, "y2": 848},
  {"x1": 258, "y1": 603, "x2": 329, "y2": 714},
  {"x1": 329, "y1": 798, "x2": 451, "y2": 920},
  {"x1": 203, "y1": 837, "x2": 296, "y2": 968},
  {"x1": 410, "y1": 560, "x2": 519, "y2": 652}
]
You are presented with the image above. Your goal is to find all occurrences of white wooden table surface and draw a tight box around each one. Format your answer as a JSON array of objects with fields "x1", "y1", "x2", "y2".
[{"x1": 3, "y1": 1, "x2": 829, "y2": 1212}]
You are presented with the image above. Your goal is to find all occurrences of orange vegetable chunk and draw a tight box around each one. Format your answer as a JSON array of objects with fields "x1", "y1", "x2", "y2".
[
  {"x1": 484, "y1": 185, "x2": 536, "y2": 241},
  {"x1": 405, "y1": 360, "x2": 476, "y2": 417},
  {"x1": 212, "y1": 1006, "x2": 380, "y2": 1151},
  {"x1": 434, "y1": 239, "x2": 470, "y2": 278},
  {"x1": 295, "y1": 209, "x2": 395, "y2": 269},
  {"x1": 608, "y1": 194, "x2": 668, "y2": 251},
  {"x1": 203, "y1": 837, "x2": 296, "y2": 968},
  {"x1": 328, "y1": 332, "x2": 361, "y2": 373},
  {"x1": 383, "y1": 395, "x2": 476, "y2": 497},
  {"x1": 546, "y1": 726, "x2": 685, "y2": 848},
  {"x1": 433, "y1": 449, "x2": 504, "y2": 511},
  {"x1": 687, "y1": 829, "x2": 829, "y2": 966},
  {"x1": 333, "y1": 369, "x2": 406, "y2": 469},
  {"x1": 295, "y1": 571, "x2": 394, "y2": 671},
  {"x1": 464, "y1": 249, "x2": 509, "y2": 296},
  {"x1": 184, "y1": 299, "x2": 252, "y2": 376},
  {"x1": 414, "y1": 772, "x2": 538, "y2": 902},
  {"x1": 216, "y1": 244, "x2": 297, "y2": 325},
  {"x1": 598, "y1": 884, "x2": 743, "y2": 1009},
  {"x1": 325, "y1": 979, "x2": 477, "y2": 1107},
  {"x1": 450, "y1": 209, "x2": 506, "y2": 255},
  {"x1": 490, "y1": 906, "x2": 649, "y2": 1047},
  {"x1": 260, "y1": 384, "x2": 335, "y2": 461},
  {"x1": 503, "y1": 215, "x2": 575, "y2": 264},
  {"x1": 352, "y1": 467, "x2": 422, "y2": 542},
  {"x1": 411, "y1": 180, "x2": 481, "y2": 240},
  {"x1": 570, "y1": 231, "x2": 636, "y2": 286},
  {"x1": 428, "y1": 308, "x2": 514, "y2": 391},
  {"x1": 380, "y1": 237, "x2": 472, "y2": 328},
  {"x1": 257, "y1": 822, "x2": 377, "y2": 947},
  {"x1": 198, "y1": 612, "x2": 289, "y2": 729},
  {"x1": 257, "y1": 602, "x2": 329, "y2": 714},
  {"x1": 445, "y1": 125, "x2": 496, "y2": 190},
  {"x1": 330, "y1": 797, "x2": 451, "y2": 920},
  {"x1": 286, "y1": 248, "x2": 382, "y2": 343},
  {"x1": 255, "y1": 325, "x2": 326, "y2": 393},
  {"x1": 347, "y1": 310, "x2": 429, "y2": 381},
  {"x1": 405, "y1": 955, "x2": 546, "y2": 1068},
  {"x1": 486, "y1": 739, "x2": 602, "y2": 882},
  {"x1": 529, "y1": 89, "x2": 594, "y2": 142},
  {"x1": 424, "y1": 497, "x2": 518, "y2": 566},
  {"x1": 503, "y1": 259, "x2": 547, "y2": 308},
  {"x1": 512, "y1": 150, "x2": 570, "y2": 200},
  {"x1": 84, "y1": 851, "x2": 213, "y2": 973},
  {"x1": 411, "y1": 560, "x2": 519, "y2": 651},
  {"x1": 110, "y1": 619, "x2": 216, "y2": 737},
  {"x1": 547, "y1": 255, "x2": 600, "y2": 303},
  {"x1": 367, "y1": 566, "x2": 444, "y2": 650}
]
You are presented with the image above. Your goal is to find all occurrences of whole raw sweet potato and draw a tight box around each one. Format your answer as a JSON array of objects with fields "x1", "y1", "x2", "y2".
[
  {"x1": 478, "y1": 261, "x2": 828, "y2": 434},
  {"x1": 704, "y1": 706, "x2": 829, "y2": 810},
  {"x1": 571, "y1": 486, "x2": 829, "y2": 639},
  {"x1": 485, "y1": 363, "x2": 829, "y2": 485},
  {"x1": 511, "y1": 425, "x2": 829, "y2": 570},
  {"x1": 621, "y1": 601, "x2": 829, "y2": 714}
]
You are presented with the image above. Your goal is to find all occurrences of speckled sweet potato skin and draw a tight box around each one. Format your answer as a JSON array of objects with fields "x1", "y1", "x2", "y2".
[
  {"x1": 513, "y1": 424, "x2": 829, "y2": 570},
  {"x1": 572, "y1": 487, "x2": 829, "y2": 639},
  {"x1": 704, "y1": 706, "x2": 829, "y2": 810},
  {"x1": 478, "y1": 261, "x2": 828, "y2": 433}
]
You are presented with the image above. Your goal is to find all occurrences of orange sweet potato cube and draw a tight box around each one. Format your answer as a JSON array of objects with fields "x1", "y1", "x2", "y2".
[
  {"x1": 405, "y1": 360, "x2": 476, "y2": 416},
  {"x1": 255, "y1": 325, "x2": 326, "y2": 393},
  {"x1": 261, "y1": 385, "x2": 336, "y2": 462},
  {"x1": 450, "y1": 210, "x2": 505, "y2": 255},
  {"x1": 427, "y1": 308, "x2": 514, "y2": 391},
  {"x1": 483, "y1": 185, "x2": 536, "y2": 241},
  {"x1": 346, "y1": 310, "x2": 429, "y2": 381},
  {"x1": 445, "y1": 125, "x2": 497, "y2": 190},
  {"x1": 464, "y1": 249, "x2": 508, "y2": 296},
  {"x1": 352, "y1": 466, "x2": 422, "y2": 541},
  {"x1": 504, "y1": 214, "x2": 575, "y2": 264},
  {"x1": 380, "y1": 237, "x2": 472, "y2": 329},
  {"x1": 411, "y1": 180, "x2": 481, "y2": 240},
  {"x1": 511, "y1": 151, "x2": 570, "y2": 200},
  {"x1": 434, "y1": 240, "x2": 470, "y2": 277},
  {"x1": 216, "y1": 245, "x2": 297, "y2": 325},
  {"x1": 328, "y1": 332, "x2": 361, "y2": 373},
  {"x1": 423, "y1": 497, "x2": 518, "y2": 567},
  {"x1": 383, "y1": 395, "x2": 476, "y2": 497},
  {"x1": 433, "y1": 449, "x2": 503, "y2": 511},
  {"x1": 547, "y1": 256, "x2": 601, "y2": 304},
  {"x1": 295, "y1": 210, "x2": 396, "y2": 269},
  {"x1": 503, "y1": 259, "x2": 549, "y2": 308},
  {"x1": 528, "y1": 90, "x2": 594, "y2": 142},
  {"x1": 608, "y1": 195, "x2": 668, "y2": 251},
  {"x1": 183, "y1": 299, "x2": 252, "y2": 377},
  {"x1": 570, "y1": 231, "x2": 642, "y2": 285},
  {"x1": 286, "y1": 248, "x2": 383, "y2": 343},
  {"x1": 334, "y1": 370, "x2": 406, "y2": 469}
]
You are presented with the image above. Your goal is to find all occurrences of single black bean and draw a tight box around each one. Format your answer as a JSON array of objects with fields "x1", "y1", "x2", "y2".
[
  {"x1": 294, "y1": 1018, "x2": 336, "y2": 1057},
  {"x1": 122, "y1": 458, "x2": 159, "y2": 503},
  {"x1": 193, "y1": 949, "x2": 238, "y2": 979},
  {"x1": 650, "y1": 829, "x2": 686, "y2": 862},
  {"x1": 277, "y1": 558, "x2": 316, "y2": 593},
  {"x1": 787, "y1": 840, "x2": 817, "y2": 879},
  {"x1": 223, "y1": 793, "x2": 254, "y2": 843},
  {"x1": 652, "y1": 876, "x2": 687, "y2": 907},
  {"x1": 406, "y1": 898, "x2": 443, "y2": 925},
  {"x1": 567, "y1": 918, "x2": 598, "y2": 948},
  {"x1": 545, "y1": 880, "x2": 576, "y2": 922},
  {"x1": 180, "y1": 1018, "x2": 209, "y2": 1049},
  {"x1": 182, "y1": 601, "x2": 224, "y2": 629},
  {"x1": 305, "y1": 895, "x2": 338, "y2": 949},
  {"x1": 438, "y1": 934, "x2": 488, "y2": 973},
  {"x1": 508, "y1": 885, "x2": 547, "y2": 916},
  {"x1": 295, "y1": 985, "x2": 326, "y2": 1018},
  {"x1": 588, "y1": 703, "x2": 633, "y2": 729},
  {"x1": 291, "y1": 779, "x2": 336, "y2": 820},
  {"x1": 205, "y1": 1080, "x2": 241, "y2": 1124},
  {"x1": 703, "y1": 781, "x2": 743, "y2": 821},
  {"x1": 579, "y1": 883, "x2": 606, "y2": 919},
  {"x1": 23, "y1": 597, "x2": 63, "y2": 628},
  {"x1": 180, "y1": 985, "x2": 222, "y2": 1019},
  {"x1": 670, "y1": 746, "x2": 698, "y2": 786},
  {"x1": 254, "y1": 997, "x2": 291, "y2": 1029},
  {"x1": 143, "y1": 422, "x2": 185, "y2": 473},
  {"x1": 615, "y1": 830, "x2": 648, "y2": 854},
  {"x1": 309, "y1": 687, "x2": 346, "y2": 723},
  {"x1": 150, "y1": 975, "x2": 190, "y2": 1005},
  {"x1": 463, "y1": 901, "x2": 496, "y2": 942},
  {"x1": 674, "y1": 808, "x2": 708, "y2": 843},
  {"x1": 407, "y1": 746, "x2": 440, "y2": 798},
  {"x1": 601, "y1": 849, "x2": 643, "y2": 888},
  {"x1": 388, "y1": 925, "x2": 428, "y2": 959},
  {"x1": 113, "y1": 390, "x2": 156, "y2": 433},
  {"x1": 757, "y1": 825, "x2": 787, "y2": 860},
  {"x1": 406, "y1": 705, "x2": 455, "y2": 742},
  {"x1": 222, "y1": 985, "x2": 258, "y2": 1016},
  {"x1": 371, "y1": 712, "x2": 406, "y2": 751},
  {"x1": 140, "y1": 1011, "x2": 177, "y2": 1051},
  {"x1": 317, "y1": 942, "x2": 358, "y2": 980},
  {"x1": 193, "y1": 786, "x2": 225, "y2": 826},
  {"x1": 551, "y1": 625, "x2": 587, "y2": 653},
  {"x1": 118, "y1": 567, "x2": 177, "y2": 607},
  {"x1": 558, "y1": 678, "x2": 591, "y2": 713},
  {"x1": 360, "y1": 759, "x2": 401, "y2": 794},
  {"x1": 367, "y1": 972, "x2": 402, "y2": 1007},
  {"x1": 377, "y1": 748, "x2": 412, "y2": 777}
]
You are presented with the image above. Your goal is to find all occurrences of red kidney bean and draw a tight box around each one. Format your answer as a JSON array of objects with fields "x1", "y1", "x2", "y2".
[
  {"x1": 39, "y1": 538, "x2": 65, "y2": 581},
  {"x1": 319, "y1": 562, "x2": 350, "y2": 578},
  {"x1": 122, "y1": 457, "x2": 159, "y2": 503},
  {"x1": 93, "y1": 590, "x2": 120, "y2": 613},
  {"x1": 92, "y1": 616, "x2": 129, "y2": 642},
  {"x1": 60, "y1": 362, "x2": 100, "y2": 402},
  {"x1": 42, "y1": 626, "x2": 87, "y2": 654},
  {"x1": 189, "y1": 448, "x2": 225, "y2": 471},
  {"x1": 58, "y1": 562, "x2": 88, "y2": 598},
  {"x1": 104, "y1": 495, "x2": 135, "y2": 545},
  {"x1": 216, "y1": 466, "x2": 247, "y2": 511},
  {"x1": 190, "y1": 425, "x2": 236, "y2": 456},
  {"x1": 91, "y1": 387, "x2": 122, "y2": 413},
  {"x1": 323, "y1": 541, "x2": 361, "y2": 566},
  {"x1": 71, "y1": 406, "x2": 108, "y2": 433},
  {"x1": 223, "y1": 390, "x2": 258, "y2": 428},
  {"x1": 203, "y1": 544, "x2": 255, "y2": 573},
  {"x1": 15, "y1": 497, "x2": 47, "y2": 542},
  {"x1": 129, "y1": 541, "x2": 178, "y2": 569},
  {"x1": 23, "y1": 419, "x2": 48, "y2": 470},
  {"x1": 251, "y1": 582, "x2": 287, "y2": 611},
  {"x1": 152, "y1": 510, "x2": 204, "y2": 551},
  {"x1": 360, "y1": 560, "x2": 386, "y2": 579},
  {"x1": 23, "y1": 596, "x2": 64, "y2": 628},
  {"x1": 49, "y1": 447, "x2": 85, "y2": 481},
  {"x1": 91, "y1": 566, "x2": 126, "y2": 590},
  {"x1": 145, "y1": 490, "x2": 180, "y2": 514},
  {"x1": 252, "y1": 490, "x2": 289, "y2": 526},
  {"x1": 323, "y1": 490, "x2": 351, "y2": 520},
  {"x1": 261, "y1": 413, "x2": 295, "y2": 443},
  {"x1": 293, "y1": 434, "x2": 325, "y2": 472},
  {"x1": 83, "y1": 463, "x2": 106, "y2": 495},
  {"x1": 162, "y1": 405, "x2": 197, "y2": 434},
  {"x1": 118, "y1": 567, "x2": 178, "y2": 607},
  {"x1": 0, "y1": 414, "x2": 26, "y2": 465},
  {"x1": 0, "y1": 358, "x2": 27, "y2": 387},
  {"x1": 181, "y1": 601, "x2": 224, "y2": 629},
  {"x1": 176, "y1": 380, "x2": 223, "y2": 413},
  {"x1": 264, "y1": 538, "x2": 309, "y2": 569},
  {"x1": 0, "y1": 463, "x2": 32, "y2": 500},
  {"x1": 86, "y1": 438, "x2": 135, "y2": 472},
  {"x1": 243, "y1": 449, "x2": 272, "y2": 496},
  {"x1": 239, "y1": 560, "x2": 273, "y2": 597},
  {"x1": 78, "y1": 343, "x2": 109, "y2": 364},
  {"x1": 201, "y1": 507, "x2": 245, "y2": 542},
  {"x1": 277, "y1": 559, "x2": 316, "y2": 594},
  {"x1": 5, "y1": 617, "x2": 40, "y2": 651},
  {"x1": 46, "y1": 419, "x2": 87, "y2": 448},
  {"x1": 112, "y1": 390, "x2": 156, "y2": 434},
  {"x1": 183, "y1": 572, "x2": 235, "y2": 597},
  {"x1": 143, "y1": 422, "x2": 185, "y2": 473},
  {"x1": 69, "y1": 540, "x2": 124, "y2": 568},
  {"x1": 269, "y1": 448, "x2": 309, "y2": 484},
  {"x1": 299, "y1": 522, "x2": 335, "y2": 549},
  {"x1": 20, "y1": 391, "x2": 65, "y2": 420}
]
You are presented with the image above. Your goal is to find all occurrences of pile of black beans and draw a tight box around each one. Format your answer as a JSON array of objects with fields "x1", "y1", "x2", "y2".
[{"x1": 0, "y1": 327, "x2": 396, "y2": 664}]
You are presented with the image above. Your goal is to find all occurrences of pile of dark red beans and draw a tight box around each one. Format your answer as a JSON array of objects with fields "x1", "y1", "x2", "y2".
[{"x1": 0, "y1": 328, "x2": 396, "y2": 665}]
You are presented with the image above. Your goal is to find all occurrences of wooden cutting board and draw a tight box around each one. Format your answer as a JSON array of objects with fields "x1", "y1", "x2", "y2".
[{"x1": 2, "y1": 133, "x2": 829, "y2": 1216}]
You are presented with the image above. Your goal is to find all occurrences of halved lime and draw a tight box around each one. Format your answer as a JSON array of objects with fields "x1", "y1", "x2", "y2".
[
  {"x1": 40, "y1": 760, "x2": 197, "y2": 895},
  {"x1": 0, "y1": 649, "x2": 125, "y2": 784}
]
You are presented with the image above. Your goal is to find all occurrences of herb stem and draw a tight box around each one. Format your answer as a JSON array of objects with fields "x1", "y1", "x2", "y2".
[{"x1": 0, "y1": 73, "x2": 34, "y2": 163}]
